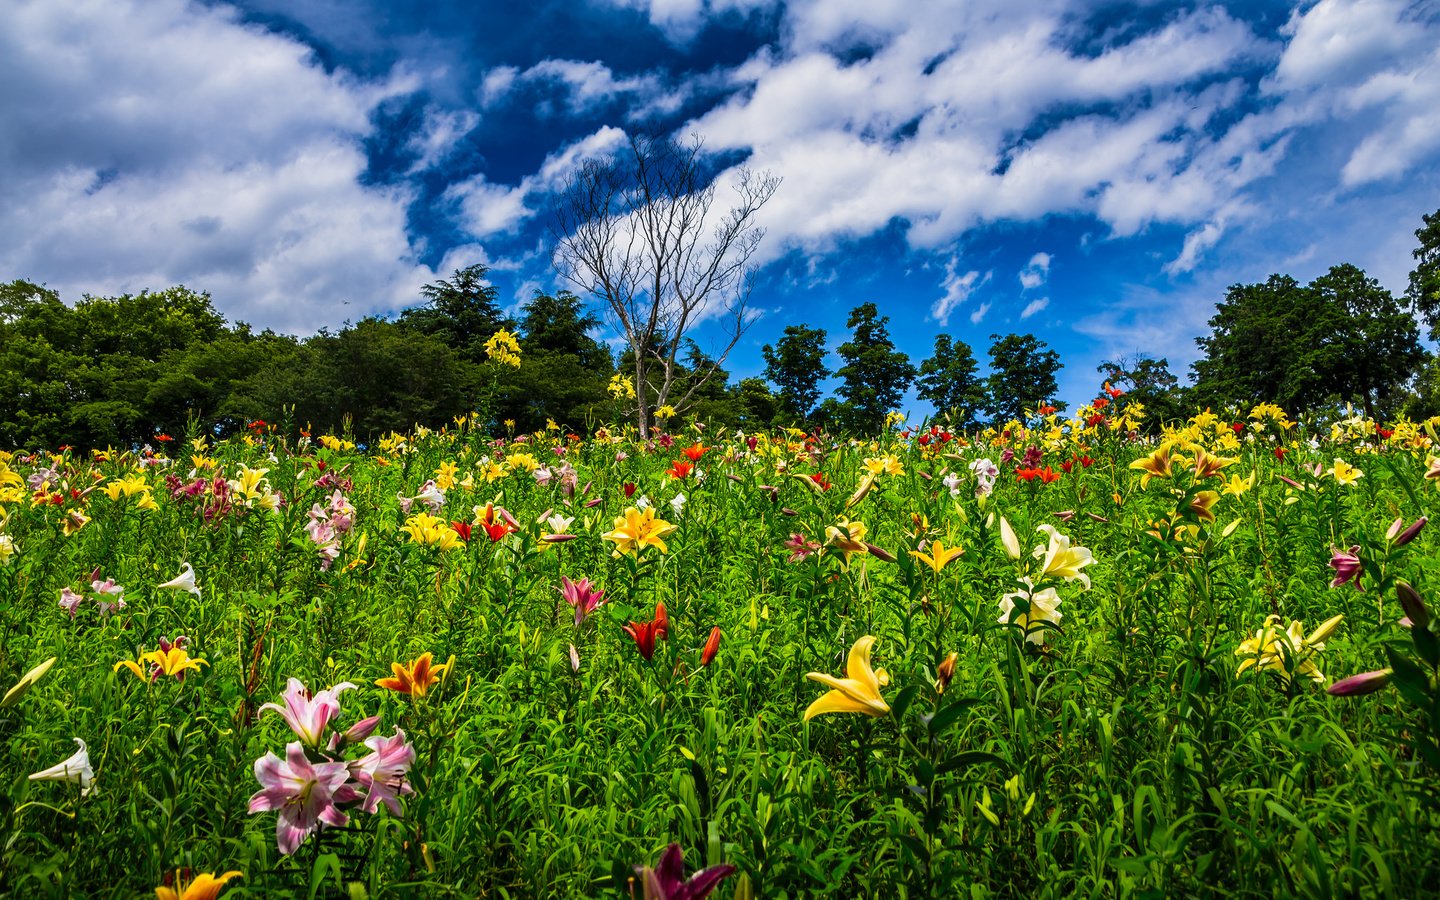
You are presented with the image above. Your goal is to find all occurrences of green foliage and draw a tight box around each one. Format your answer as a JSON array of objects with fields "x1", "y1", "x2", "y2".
[
  {"x1": 397, "y1": 264, "x2": 512, "y2": 363},
  {"x1": 762, "y1": 324, "x2": 830, "y2": 422},
  {"x1": 1193, "y1": 266, "x2": 1422, "y2": 419},
  {"x1": 834, "y1": 303, "x2": 916, "y2": 433},
  {"x1": 1409, "y1": 207, "x2": 1440, "y2": 340},
  {"x1": 1096, "y1": 355, "x2": 1188, "y2": 432},
  {"x1": 916, "y1": 334, "x2": 985, "y2": 429},
  {"x1": 983, "y1": 333, "x2": 1063, "y2": 425}
]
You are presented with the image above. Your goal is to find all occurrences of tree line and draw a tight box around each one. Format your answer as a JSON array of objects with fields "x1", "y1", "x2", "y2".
[{"x1": 2, "y1": 207, "x2": 1437, "y2": 448}]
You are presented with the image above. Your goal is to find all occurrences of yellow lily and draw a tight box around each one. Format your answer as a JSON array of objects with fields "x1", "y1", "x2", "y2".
[
  {"x1": 1327, "y1": 458, "x2": 1362, "y2": 486},
  {"x1": 1033, "y1": 525, "x2": 1094, "y2": 589},
  {"x1": 155, "y1": 870, "x2": 242, "y2": 900},
  {"x1": 114, "y1": 646, "x2": 208, "y2": 683},
  {"x1": 824, "y1": 518, "x2": 869, "y2": 566},
  {"x1": 804, "y1": 635, "x2": 890, "y2": 720},
  {"x1": 602, "y1": 506, "x2": 678, "y2": 557},
  {"x1": 910, "y1": 540, "x2": 964, "y2": 576},
  {"x1": 1187, "y1": 490, "x2": 1220, "y2": 523},
  {"x1": 1129, "y1": 445, "x2": 1172, "y2": 488},
  {"x1": 1192, "y1": 447, "x2": 1237, "y2": 480}
]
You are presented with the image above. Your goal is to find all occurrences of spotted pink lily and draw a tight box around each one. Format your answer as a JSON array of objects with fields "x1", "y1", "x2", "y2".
[
  {"x1": 248, "y1": 741, "x2": 361, "y2": 855},
  {"x1": 258, "y1": 678, "x2": 356, "y2": 747}
]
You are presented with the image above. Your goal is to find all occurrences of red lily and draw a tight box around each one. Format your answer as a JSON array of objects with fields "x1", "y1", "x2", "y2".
[
  {"x1": 681, "y1": 442, "x2": 708, "y2": 462},
  {"x1": 667, "y1": 460, "x2": 695, "y2": 479},
  {"x1": 1038, "y1": 466, "x2": 1061, "y2": 484},
  {"x1": 701, "y1": 627, "x2": 722, "y2": 667},
  {"x1": 1015, "y1": 467, "x2": 1041, "y2": 482}
]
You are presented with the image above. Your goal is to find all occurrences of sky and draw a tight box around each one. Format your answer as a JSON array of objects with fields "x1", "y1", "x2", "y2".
[{"x1": 3, "y1": 0, "x2": 1439, "y2": 414}]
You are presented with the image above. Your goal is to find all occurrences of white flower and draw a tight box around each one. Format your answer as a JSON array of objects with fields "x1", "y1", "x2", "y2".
[
  {"x1": 545, "y1": 512, "x2": 575, "y2": 533},
  {"x1": 636, "y1": 495, "x2": 651, "y2": 510},
  {"x1": 29, "y1": 738, "x2": 95, "y2": 796},
  {"x1": 670, "y1": 493, "x2": 687, "y2": 517},
  {"x1": 157, "y1": 562, "x2": 201, "y2": 598},
  {"x1": 942, "y1": 472, "x2": 962, "y2": 498},
  {"x1": 998, "y1": 578, "x2": 1063, "y2": 645},
  {"x1": 999, "y1": 517, "x2": 1021, "y2": 560}
]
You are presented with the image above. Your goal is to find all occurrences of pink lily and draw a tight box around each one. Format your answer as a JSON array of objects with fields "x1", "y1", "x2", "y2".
[
  {"x1": 349, "y1": 728, "x2": 416, "y2": 815},
  {"x1": 249, "y1": 741, "x2": 361, "y2": 855},
  {"x1": 559, "y1": 576, "x2": 606, "y2": 625},
  {"x1": 59, "y1": 587, "x2": 85, "y2": 618},
  {"x1": 1328, "y1": 546, "x2": 1364, "y2": 591},
  {"x1": 635, "y1": 843, "x2": 736, "y2": 900},
  {"x1": 258, "y1": 678, "x2": 356, "y2": 746}
]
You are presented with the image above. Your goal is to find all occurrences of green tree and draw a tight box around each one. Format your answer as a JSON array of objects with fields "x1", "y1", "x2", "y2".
[
  {"x1": 916, "y1": 334, "x2": 986, "y2": 429},
  {"x1": 834, "y1": 302, "x2": 916, "y2": 434},
  {"x1": 761, "y1": 324, "x2": 830, "y2": 423},
  {"x1": 497, "y1": 290, "x2": 613, "y2": 432},
  {"x1": 398, "y1": 264, "x2": 511, "y2": 362},
  {"x1": 1409, "y1": 208, "x2": 1440, "y2": 339},
  {"x1": 734, "y1": 377, "x2": 780, "y2": 427},
  {"x1": 1096, "y1": 355, "x2": 1187, "y2": 432},
  {"x1": 1192, "y1": 267, "x2": 1421, "y2": 418},
  {"x1": 984, "y1": 333, "x2": 1063, "y2": 425}
]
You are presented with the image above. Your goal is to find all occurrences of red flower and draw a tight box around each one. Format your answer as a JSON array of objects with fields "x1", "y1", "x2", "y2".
[
  {"x1": 1038, "y1": 466, "x2": 1062, "y2": 484},
  {"x1": 623, "y1": 620, "x2": 663, "y2": 661},
  {"x1": 480, "y1": 521, "x2": 514, "y2": 542},
  {"x1": 808, "y1": 473, "x2": 832, "y2": 491},
  {"x1": 1086, "y1": 414, "x2": 1105, "y2": 427},
  {"x1": 1079, "y1": 455, "x2": 1094, "y2": 468},
  {"x1": 155, "y1": 433, "x2": 173, "y2": 442},
  {"x1": 624, "y1": 482, "x2": 637, "y2": 498},
  {"x1": 1104, "y1": 383, "x2": 1124, "y2": 398},
  {"x1": 1274, "y1": 447, "x2": 1287, "y2": 461},
  {"x1": 1038, "y1": 404, "x2": 1057, "y2": 415},
  {"x1": 701, "y1": 626, "x2": 722, "y2": 667},
  {"x1": 1092, "y1": 397, "x2": 1109, "y2": 410},
  {"x1": 681, "y1": 442, "x2": 708, "y2": 462},
  {"x1": 450, "y1": 522, "x2": 472, "y2": 542},
  {"x1": 1015, "y1": 467, "x2": 1041, "y2": 482},
  {"x1": 655, "y1": 600, "x2": 670, "y2": 640},
  {"x1": 667, "y1": 460, "x2": 695, "y2": 479},
  {"x1": 1379, "y1": 428, "x2": 1394, "y2": 439},
  {"x1": 918, "y1": 434, "x2": 931, "y2": 447},
  {"x1": 1061, "y1": 460, "x2": 1074, "y2": 473},
  {"x1": 1231, "y1": 422, "x2": 1245, "y2": 434}
]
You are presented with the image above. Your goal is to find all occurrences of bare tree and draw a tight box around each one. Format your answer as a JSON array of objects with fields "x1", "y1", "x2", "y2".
[{"x1": 552, "y1": 133, "x2": 780, "y2": 435}]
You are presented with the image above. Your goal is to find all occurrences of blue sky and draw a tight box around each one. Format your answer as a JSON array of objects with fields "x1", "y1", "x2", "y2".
[{"x1": 2, "y1": 0, "x2": 1439, "y2": 413}]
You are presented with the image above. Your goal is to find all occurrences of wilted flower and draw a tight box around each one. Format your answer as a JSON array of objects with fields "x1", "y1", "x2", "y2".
[{"x1": 783, "y1": 533, "x2": 821, "y2": 563}]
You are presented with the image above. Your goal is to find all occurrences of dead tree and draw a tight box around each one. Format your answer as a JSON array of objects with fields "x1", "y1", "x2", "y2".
[{"x1": 552, "y1": 133, "x2": 779, "y2": 435}]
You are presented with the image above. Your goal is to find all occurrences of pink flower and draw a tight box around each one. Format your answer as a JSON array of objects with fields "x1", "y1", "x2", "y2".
[
  {"x1": 1328, "y1": 546, "x2": 1364, "y2": 591},
  {"x1": 635, "y1": 843, "x2": 736, "y2": 900},
  {"x1": 349, "y1": 728, "x2": 415, "y2": 815},
  {"x1": 59, "y1": 587, "x2": 85, "y2": 618},
  {"x1": 259, "y1": 678, "x2": 356, "y2": 746},
  {"x1": 90, "y1": 577, "x2": 125, "y2": 616},
  {"x1": 783, "y1": 533, "x2": 821, "y2": 564},
  {"x1": 560, "y1": 576, "x2": 606, "y2": 625},
  {"x1": 249, "y1": 741, "x2": 361, "y2": 855}
]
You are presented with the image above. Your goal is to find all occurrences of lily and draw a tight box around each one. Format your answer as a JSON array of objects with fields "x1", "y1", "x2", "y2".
[
  {"x1": 1034, "y1": 525, "x2": 1094, "y2": 589},
  {"x1": 154, "y1": 870, "x2": 243, "y2": 900},
  {"x1": 804, "y1": 635, "x2": 890, "y2": 720},
  {"x1": 999, "y1": 577, "x2": 1063, "y2": 644},
  {"x1": 157, "y1": 562, "x2": 201, "y2": 598},
  {"x1": 559, "y1": 576, "x2": 605, "y2": 625},
  {"x1": 1129, "y1": 445, "x2": 1172, "y2": 488},
  {"x1": 634, "y1": 843, "x2": 736, "y2": 900},
  {"x1": 249, "y1": 741, "x2": 361, "y2": 855},
  {"x1": 376, "y1": 652, "x2": 449, "y2": 698},
  {"x1": 2, "y1": 656, "x2": 56, "y2": 708},
  {"x1": 29, "y1": 737, "x2": 95, "y2": 796},
  {"x1": 114, "y1": 643, "x2": 208, "y2": 683},
  {"x1": 602, "y1": 506, "x2": 678, "y2": 557},
  {"x1": 910, "y1": 539, "x2": 964, "y2": 576},
  {"x1": 259, "y1": 678, "x2": 356, "y2": 746},
  {"x1": 350, "y1": 728, "x2": 416, "y2": 816},
  {"x1": 1328, "y1": 546, "x2": 1363, "y2": 591}
]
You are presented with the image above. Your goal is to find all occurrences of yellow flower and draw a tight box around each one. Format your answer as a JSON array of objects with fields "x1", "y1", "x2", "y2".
[
  {"x1": 480, "y1": 460, "x2": 506, "y2": 483},
  {"x1": 1192, "y1": 447, "x2": 1237, "y2": 480},
  {"x1": 484, "y1": 329, "x2": 522, "y2": 367},
  {"x1": 1033, "y1": 525, "x2": 1094, "y2": 589},
  {"x1": 1327, "y1": 458, "x2": 1362, "y2": 486},
  {"x1": 1220, "y1": 472, "x2": 1254, "y2": 496},
  {"x1": 910, "y1": 539, "x2": 964, "y2": 576},
  {"x1": 62, "y1": 510, "x2": 90, "y2": 536},
  {"x1": 155, "y1": 870, "x2": 242, "y2": 900},
  {"x1": 114, "y1": 646, "x2": 208, "y2": 683},
  {"x1": 602, "y1": 506, "x2": 678, "y2": 557},
  {"x1": 401, "y1": 512, "x2": 463, "y2": 551},
  {"x1": 862, "y1": 455, "x2": 904, "y2": 476},
  {"x1": 435, "y1": 460, "x2": 459, "y2": 490},
  {"x1": 607, "y1": 374, "x2": 636, "y2": 399},
  {"x1": 1187, "y1": 490, "x2": 1220, "y2": 523},
  {"x1": 376, "y1": 652, "x2": 451, "y2": 698},
  {"x1": 2, "y1": 656, "x2": 56, "y2": 708},
  {"x1": 804, "y1": 635, "x2": 890, "y2": 720},
  {"x1": 1129, "y1": 445, "x2": 1172, "y2": 488},
  {"x1": 505, "y1": 452, "x2": 541, "y2": 474},
  {"x1": 824, "y1": 517, "x2": 869, "y2": 566},
  {"x1": 1235, "y1": 614, "x2": 1342, "y2": 685},
  {"x1": 0, "y1": 534, "x2": 15, "y2": 566},
  {"x1": 654, "y1": 405, "x2": 677, "y2": 421}
]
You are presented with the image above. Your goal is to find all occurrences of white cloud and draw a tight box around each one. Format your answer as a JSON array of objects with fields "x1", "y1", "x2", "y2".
[
  {"x1": 1019, "y1": 252, "x2": 1050, "y2": 290},
  {"x1": 1019, "y1": 297, "x2": 1049, "y2": 319},
  {"x1": 932, "y1": 259, "x2": 987, "y2": 325},
  {"x1": 597, "y1": 0, "x2": 778, "y2": 43},
  {"x1": 446, "y1": 126, "x2": 628, "y2": 238},
  {"x1": 479, "y1": 57, "x2": 690, "y2": 120},
  {"x1": 969, "y1": 301, "x2": 991, "y2": 325},
  {"x1": 407, "y1": 107, "x2": 480, "y2": 173},
  {"x1": 0, "y1": 0, "x2": 432, "y2": 333}
]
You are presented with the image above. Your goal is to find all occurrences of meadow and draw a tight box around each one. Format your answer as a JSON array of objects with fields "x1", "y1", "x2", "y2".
[{"x1": 2, "y1": 399, "x2": 1440, "y2": 898}]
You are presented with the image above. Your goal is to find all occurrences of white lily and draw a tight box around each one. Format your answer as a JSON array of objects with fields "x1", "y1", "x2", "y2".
[
  {"x1": 29, "y1": 738, "x2": 95, "y2": 796},
  {"x1": 157, "y1": 562, "x2": 201, "y2": 598}
]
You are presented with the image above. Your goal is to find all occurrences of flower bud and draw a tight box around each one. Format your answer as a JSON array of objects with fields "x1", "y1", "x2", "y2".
[
  {"x1": 1396, "y1": 517, "x2": 1428, "y2": 547},
  {"x1": 1327, "y1": 668, "x2": 1392, "y2": 696},
  {"x1": 999, "y1": 516, "x2": 1021, "y2": 560},
  {"x1": 1397, "y1": 581, "x2": 1429, "y2": 630},
  {"x1": 701, "y1": 627, "x2": 722, "y2": 667},
  {"x1": 936, "y1": 651, "x2": 957, "y2": 695},
  {"x1": 865, "y1": 543, "x2": 897, "y2": 563}
]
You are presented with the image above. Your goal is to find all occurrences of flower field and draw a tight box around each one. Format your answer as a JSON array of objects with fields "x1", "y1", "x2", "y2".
[{"x1": 3, "y1": 403, "x2": 1440, "y2": 897}]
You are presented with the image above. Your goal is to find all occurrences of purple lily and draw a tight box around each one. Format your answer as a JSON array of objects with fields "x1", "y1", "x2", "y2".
[
  {"x1": 1328, "y1": 546, "x2": 1363, "y2": 591},
  {"x1": 635, "y1": 843, "x2": 736, "y2": 900}
]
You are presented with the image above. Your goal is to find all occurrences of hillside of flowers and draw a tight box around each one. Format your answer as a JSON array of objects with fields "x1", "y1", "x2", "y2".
[{"x1": 3, "y1": 396, "x2": 1440, "y2": 897}]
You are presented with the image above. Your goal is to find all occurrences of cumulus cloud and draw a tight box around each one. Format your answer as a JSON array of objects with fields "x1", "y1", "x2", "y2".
[
  {"x1": 0, "y1": 0, "x2": 431, "y2": 333},
  {"x1": 1019, "y1": 252, "x2": 1051, "y2": 290},
  {"x1": 479, "y1": 57, "x2": 690, "y2": 120}
]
